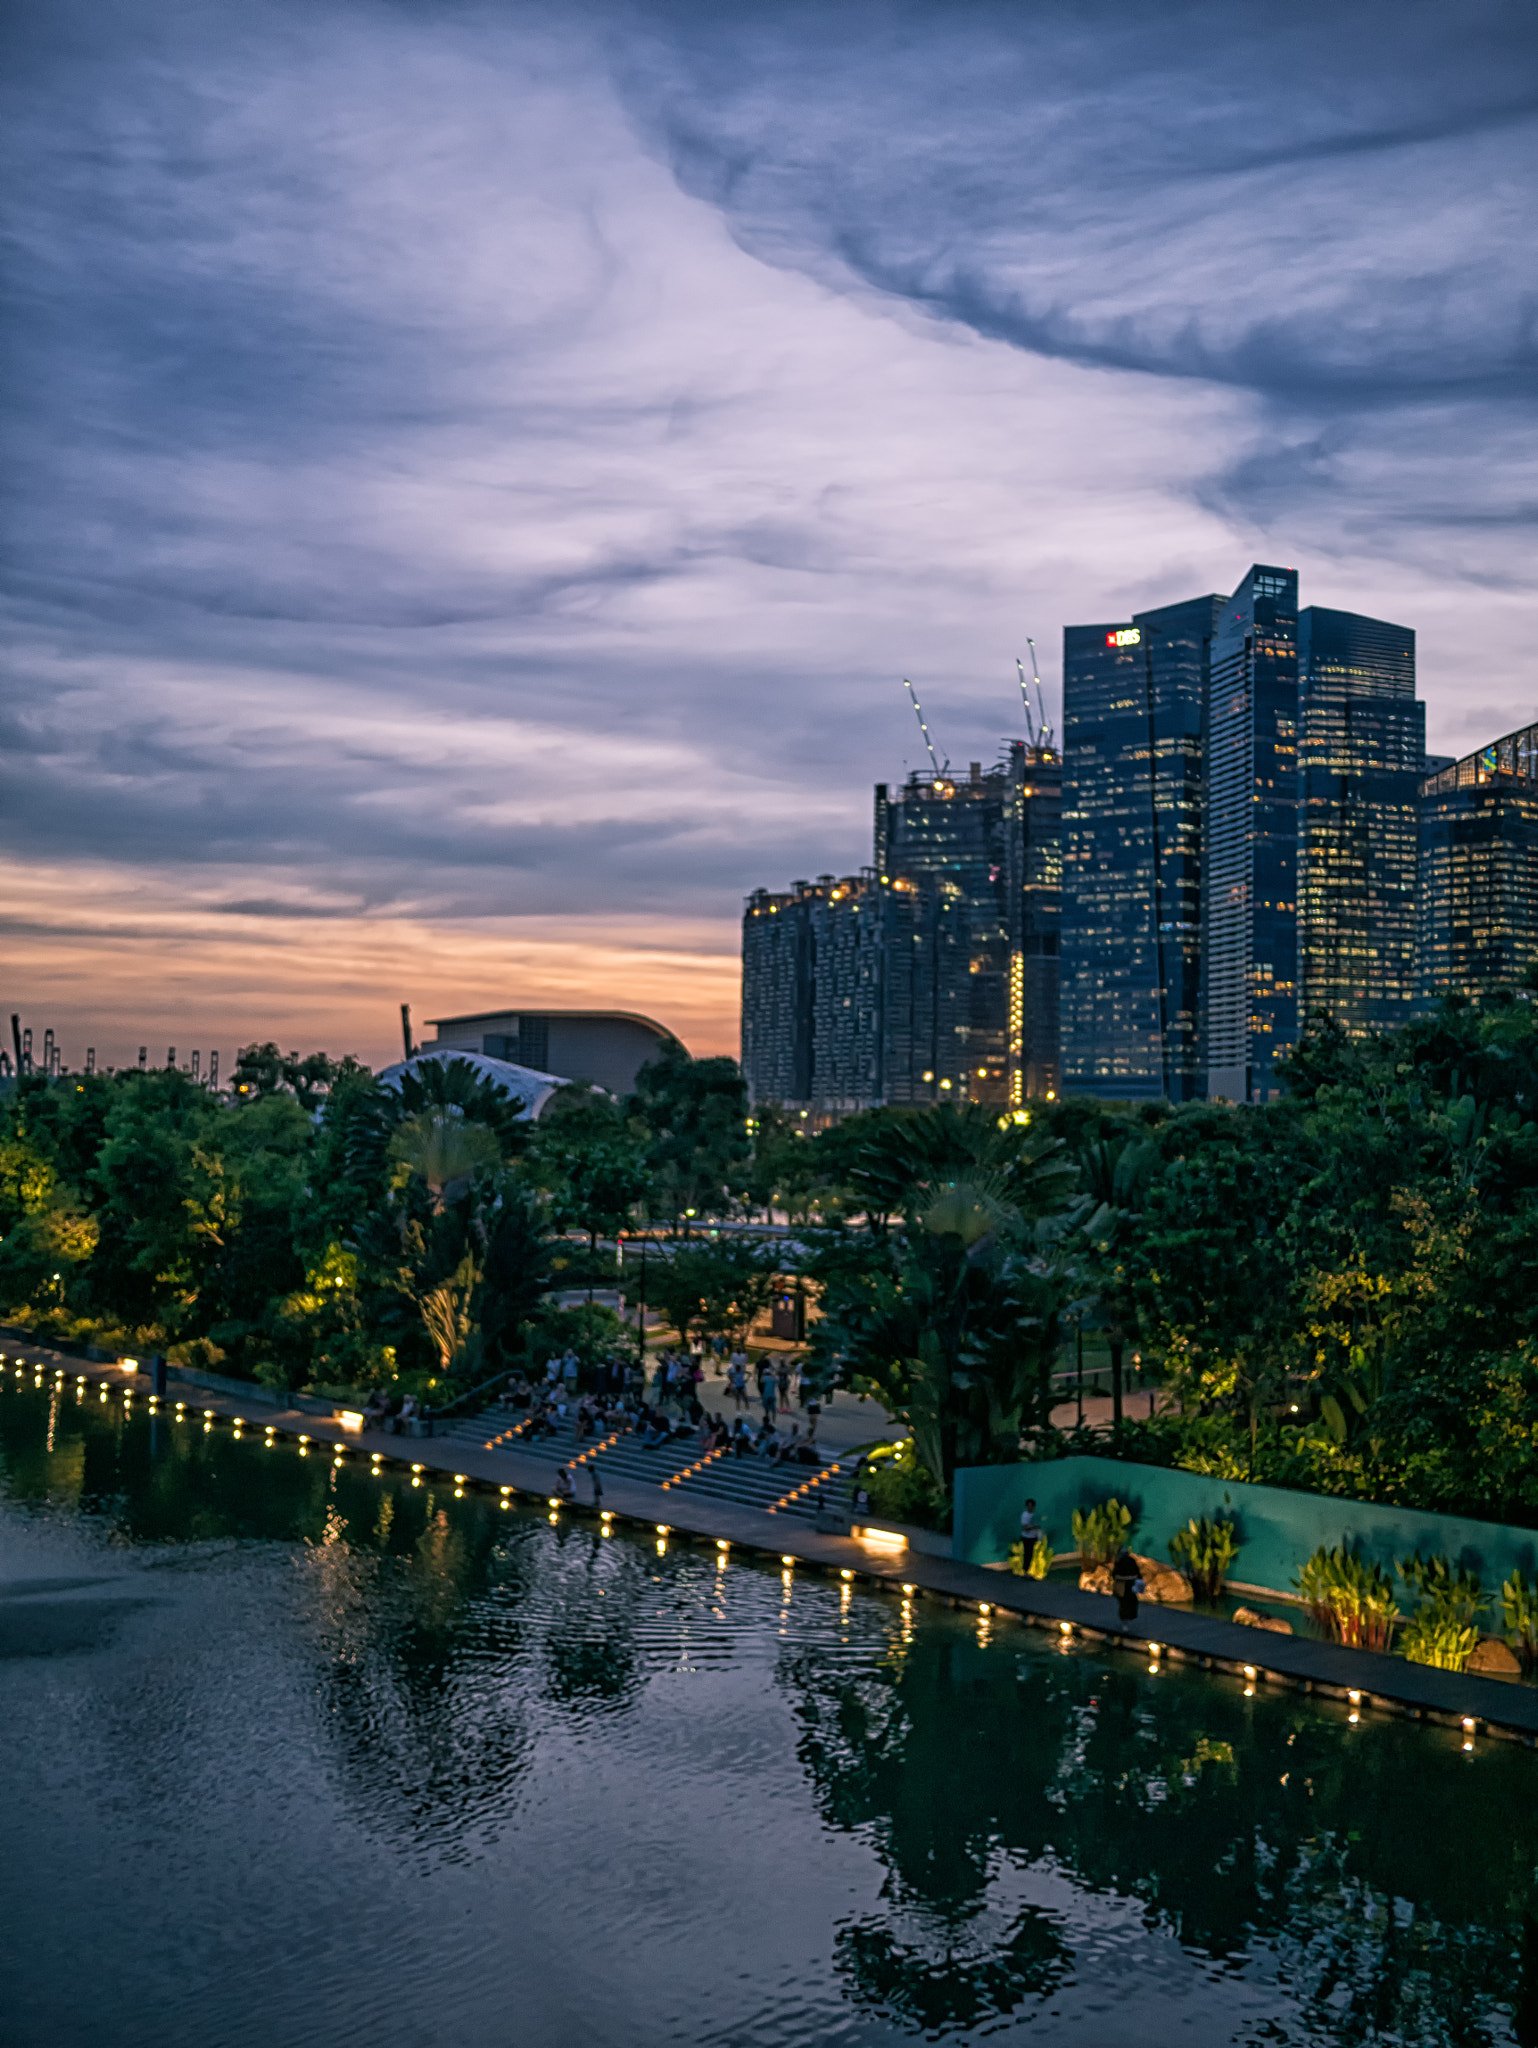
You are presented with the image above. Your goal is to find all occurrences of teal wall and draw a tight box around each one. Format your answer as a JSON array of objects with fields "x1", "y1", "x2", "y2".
[{"x1": 952, "y1": 1456, "x2": 1538, "y2": 1599}]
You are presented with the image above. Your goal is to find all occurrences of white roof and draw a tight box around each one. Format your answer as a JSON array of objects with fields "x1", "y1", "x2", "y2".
[{"x1": 377, "y1": 1048, "x2": 569, "y2": 1120}]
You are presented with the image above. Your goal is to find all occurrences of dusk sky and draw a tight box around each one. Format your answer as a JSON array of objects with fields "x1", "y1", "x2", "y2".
[{"x1": 4, "y1": 0, "x2": 1535, "y2": 1070}]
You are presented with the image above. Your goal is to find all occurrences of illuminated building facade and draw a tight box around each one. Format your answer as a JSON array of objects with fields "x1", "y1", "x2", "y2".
[
  {"x1": 1061, "y1": 594, "x2": 1219, "y2": 1100},
  {"x1": 741, "y1": 882, "x2": 819, "y2": 1106},
  {"x1": 1203, "y1": 565, "x2": 1300, "y2": 1103},
  {"x1": 1297, "y1": 607, "x2": 1423, "y2": 1037},
  {"x1": 741, "y1": 745, "x2": 1061, "y2": 1115},
  {"x1": 1418, "y1": 725, "x2": 1538, "y2": 1003}
]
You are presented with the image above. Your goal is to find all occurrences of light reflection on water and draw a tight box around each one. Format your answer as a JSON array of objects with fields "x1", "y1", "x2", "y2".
[{"x1": 0, "y1": 1379, "x2": 1533, "y2": 2048}]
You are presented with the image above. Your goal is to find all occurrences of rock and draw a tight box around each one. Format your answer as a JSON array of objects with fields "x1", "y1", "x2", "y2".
[
  {"x1": 1234, "y1": 1606, "x2": 1294, "y2": 1635},
  {"x1": 1134, "y1": 1553, "x2": 1194, "y2": 1604},
  {"x1": 1076, "y1": 1557, "x2": 1193, "y2": 1603},
  {"x1": 1467, "y1": 1634, "x2": 1522, "y2": 1677}
]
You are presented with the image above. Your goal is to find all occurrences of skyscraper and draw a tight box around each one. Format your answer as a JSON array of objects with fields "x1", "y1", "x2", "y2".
[
  {"x1": 741, "y1": 738, "x2": 1061, "y2": 1117},
  {"x1": 874, "y1": 761, "x2": 1014, "y2": 1105},
  {"x1": 1203, "y1": 565, "x2": 1300, "y2": 1103},
  {"x1": 740, "y1": 881, "x2": 819, "y2": 1107},
  {"x1": 1418, "y1": 725, "x2": 1538, "y2": 1004},
  {"x1": 1297, "y1": 607, "x2": 1423, "y2": 1037},
  {"x1": 1008, "y1": 742, "x2": 1063, "y2": 1105},
  {"x1": 1061, "y1": 593, "x2": 1219, "y2": 1100},
  {"x1": 876, "y1": 751, "x2": 1061, "y2": 1107}
]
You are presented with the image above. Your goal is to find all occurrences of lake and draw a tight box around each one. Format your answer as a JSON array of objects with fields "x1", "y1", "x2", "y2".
[{"x1": 0, "y1": 1372, "x2": 1533, "y2": 2047}]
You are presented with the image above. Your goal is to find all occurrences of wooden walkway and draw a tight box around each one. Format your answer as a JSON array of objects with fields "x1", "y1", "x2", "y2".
[{"x1": 5, "y1": 1340, "x2": 1536, "y2": 1747}]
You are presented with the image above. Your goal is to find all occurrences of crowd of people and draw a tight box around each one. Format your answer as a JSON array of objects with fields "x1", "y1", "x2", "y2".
[{"x1": 488, "y1": 1343, "x2": 826, "y2": 1479}]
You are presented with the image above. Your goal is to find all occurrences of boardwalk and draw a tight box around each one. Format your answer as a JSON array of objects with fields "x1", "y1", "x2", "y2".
[{"x1": 4, "y1": 1339, "x2": 1536, "y2": 1747}]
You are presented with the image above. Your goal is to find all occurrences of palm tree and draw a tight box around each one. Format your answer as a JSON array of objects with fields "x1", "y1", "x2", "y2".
[{"x1": 388, "y1": 1111, "x2": 501, "y2": 1211}]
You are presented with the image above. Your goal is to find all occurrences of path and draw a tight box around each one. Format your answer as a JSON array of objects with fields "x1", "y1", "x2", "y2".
[{"x1": 3, "y1": 1338, "x2": 1535, "y2": 1748}]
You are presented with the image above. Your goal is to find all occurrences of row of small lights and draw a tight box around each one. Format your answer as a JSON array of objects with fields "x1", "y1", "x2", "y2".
[
  {"x1": 659, "y1": 1443, "x2": 729, "y2": 1491},
  {"x1": 0, "y1": 1354, "x2": 1493, "y2": 1751}
]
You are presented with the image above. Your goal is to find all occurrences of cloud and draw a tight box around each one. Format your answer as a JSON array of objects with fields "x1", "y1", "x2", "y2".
[{"x1": 1, "y1": 0, "x2": 1534, "y2": 1058}]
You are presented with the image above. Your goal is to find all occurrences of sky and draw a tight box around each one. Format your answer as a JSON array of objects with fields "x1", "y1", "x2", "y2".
[{"x1": 3, "y1": 0, "x2": 1536, "y2": 1071}]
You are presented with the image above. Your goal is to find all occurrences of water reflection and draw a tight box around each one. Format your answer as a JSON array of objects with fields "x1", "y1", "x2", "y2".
[{"x1": 0, "y1": 1377, "x2": 1533, "y2": 2048}]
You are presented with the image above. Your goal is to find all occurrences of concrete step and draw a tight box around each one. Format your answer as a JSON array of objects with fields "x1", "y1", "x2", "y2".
[{"x1": 437, "y1": 1404, "x2": 855, "y2": 1522}]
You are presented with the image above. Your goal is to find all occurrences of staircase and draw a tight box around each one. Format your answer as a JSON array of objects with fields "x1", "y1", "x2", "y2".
[{"x1": 432, "y1": 1405, "x2": 858, "y2": 1525}]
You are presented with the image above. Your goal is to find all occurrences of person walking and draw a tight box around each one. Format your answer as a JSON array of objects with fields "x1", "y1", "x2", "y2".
[
  {"x1": 1018, "y1": 1498, "x2": 1041, "y2": 1576},
  {"x1": 804, "y1": 1391, "x2": 821, "y2": 1443},
  {"x1": 776, "y1": 1360, "x2": 791, "y2": 1413}
]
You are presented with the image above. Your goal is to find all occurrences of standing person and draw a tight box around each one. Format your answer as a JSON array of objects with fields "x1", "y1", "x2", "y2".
[
  {"x1": 776, "y1": 1360, "x2": 791, "y2": 1413},
  {"x1": 1018, "y1": 1498, "x2": 1041, "y2": 1576},
  {"x1": 562, "y1": 1349, "x2": 581, "y2": 1397},
  {"x1": 761, "y1": 1371, "x2": 777, "y2": 1429},
  {"x1": 804, "y1": 1390, "x2": 822, "y2": 1443},
  {"x1": 589, "y1": 1460, "x2": 604, "y2": 1510},
  {"x1": 1111, "y1": 1547, "x2": 1142, "y2": 1624}
]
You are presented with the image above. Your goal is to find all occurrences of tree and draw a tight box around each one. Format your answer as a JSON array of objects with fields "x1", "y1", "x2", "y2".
[
  {"x1": 811, "y1": 1178, "x2": 1067, "y2": 1489},
  {"x1": 521, "y1": 1085, "x2": 648, "y2": 1247},
  {"x1": 627, "y1": 1041, "x2": 749, "y2": 1222},
  {"x1": 643, "y1": 1236, "x2": 780, "y2": 1351}
]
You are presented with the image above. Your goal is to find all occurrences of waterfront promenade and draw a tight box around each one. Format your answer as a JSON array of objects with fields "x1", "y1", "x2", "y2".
[{"x1": 5, "y1": 1336, "x2": 1536, "y2": 1747}]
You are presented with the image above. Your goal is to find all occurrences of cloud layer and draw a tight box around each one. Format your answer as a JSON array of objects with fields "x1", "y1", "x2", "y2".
[{"x1": 3, "y1": 0, "x2": 1535, "y2": 1066}]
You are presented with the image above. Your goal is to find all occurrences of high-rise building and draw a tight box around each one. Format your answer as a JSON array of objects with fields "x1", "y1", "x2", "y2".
[
  {"x1": 1418, "y1": 725, "x2": 1538, "y2": 1004},
  {"x1": 1297, "y1": 607, "x2": 1423, "y2": 1037},
  {"x1": 809, "y1": 875, "x2": 887, "y2": 1113},
  {"x1": 876, "y1": 751, "x2": 1061, "y2": 1107},
  {"x1": 740, "y1": 881, "x2": 819, "y2": 1107},
  {"x1": 1061, "y1": 594, "x2": 1219, "y2": 1100},
  {"x1": 741, "y1": 739, "x2": 1061, "y2": 1117},
  {"x1": 1009, "y1": 742, "x2": 1063, "y2": 1105},
  {"x1": 1203, "y1": 565, "x2": 1301, "y2": 1103},
  {"x1": 875, "y1": 761, "x2": 1012, "y2": 1103}
]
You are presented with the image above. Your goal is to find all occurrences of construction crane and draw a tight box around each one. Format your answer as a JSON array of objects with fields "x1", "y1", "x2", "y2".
[
  {"x1": 902, "y1": 677, "x2": 945, "y2": 778},
  {"x1": 1016, "y1": 641, "x2": 1054, "y2": 750}
]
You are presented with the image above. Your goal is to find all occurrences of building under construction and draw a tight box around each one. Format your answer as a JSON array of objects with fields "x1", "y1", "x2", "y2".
[{"x1": 741, "y1": 741, "x2": 1062, "y2": 1117}]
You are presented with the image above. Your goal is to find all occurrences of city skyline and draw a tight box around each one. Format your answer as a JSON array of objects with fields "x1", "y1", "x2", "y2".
[{"x1": 5, "y1": 2, "x2": 1537, "y2": 1068}]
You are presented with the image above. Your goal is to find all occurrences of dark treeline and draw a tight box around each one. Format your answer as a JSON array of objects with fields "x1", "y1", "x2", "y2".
[{"x1": 2, "y1": 997, "x2": 1536, "y2": 1524}]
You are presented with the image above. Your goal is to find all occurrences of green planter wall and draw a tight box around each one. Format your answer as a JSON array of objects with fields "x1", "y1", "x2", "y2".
[{"x1": 952, "y1": 1456, "x2": 1538, "y2": 1598}]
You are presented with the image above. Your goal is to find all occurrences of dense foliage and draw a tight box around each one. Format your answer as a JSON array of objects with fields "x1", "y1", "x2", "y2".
[
  {"x1": 0, "y1": 1043, "x2": 749, "y2": 1400},
  {"x1": 3, "y1": 989, "x2": 1536, "y2": 1525}
]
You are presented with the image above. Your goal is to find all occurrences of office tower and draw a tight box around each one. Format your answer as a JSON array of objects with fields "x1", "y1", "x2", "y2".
[
  {"x1": 1203, "y1": 565, "x2": 1300, "y2": 1103},
  {"x1": 1418, "y1": 725, "x2": 1538, "y2": 1003},
  {"x1": 1008, "y1": 742, "x2": 1063, "y2": 1104},
  {"x1": 740, "y1": 881, "x2": 820, "y2": 1107},
  {"x1": 875, "y1": 751, "x2": 1061, "y2": 1107},
  {"x1": 1297, "y1": 607, "x2": 1423, "y2": 1037},
  {"x1": 809, "y1": 875, "x2": 887, "y2": 1113},
  {"x1": 1061, "y1": 594, "x2": 1220, "y2": 1100}
]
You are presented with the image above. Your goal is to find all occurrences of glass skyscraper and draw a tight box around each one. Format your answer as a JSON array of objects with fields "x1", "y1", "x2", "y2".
[
  {"x1": 1203, "y1": 565, "x2": 1300, "y2": 1104},
  {"x1": 1297, "y1": 607, "x2": 1423, "y2": 1037},
  {"x1": 1418, "y1": 724, "x2": 1538, "y2": 1003},
  {"x1": 1061, "y1": 594, "x2": 1219, "y2": 1100}
]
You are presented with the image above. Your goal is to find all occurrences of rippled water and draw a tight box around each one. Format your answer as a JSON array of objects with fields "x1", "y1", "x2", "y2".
[{"x1": 0, "y1": 1377, "x2": 1534, "y2": 2048}]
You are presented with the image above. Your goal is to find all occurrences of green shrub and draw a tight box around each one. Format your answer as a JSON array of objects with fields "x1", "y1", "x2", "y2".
[
  {"x1": 1400, "y1": 1611, "x2": 1481, "y2": 1670},
  {"x1": 1072, "y1": 1498, "x2": 1133, "y2": 1566},
  {"x1": 1397, "y1": 1552, "x2": 1483, "y2": 1672},
  {"x1": 859, "y1": 1440, "x2": 952, "y2": 1533},
  {"x1": 1167, "y1": 1515, "x2": 1239, "y2": 1602},
  {"x1": 1501, "y1": 1569, "x2": 1538, "y2": 1673},
  {"x1": 1008, "y1": 1536, "x2": 1056, "y2": 1579},
  {"x1": 1295, "y1": 1545, "x2": 1399, "y2": 1651}
]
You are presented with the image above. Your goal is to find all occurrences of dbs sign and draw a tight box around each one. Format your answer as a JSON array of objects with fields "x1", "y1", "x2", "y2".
[{"x1": 1106, "y1": 628, "x2": 1141, "y2": 648}]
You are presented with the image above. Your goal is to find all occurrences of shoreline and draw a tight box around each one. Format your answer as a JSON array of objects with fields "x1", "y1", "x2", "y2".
[{"x1": 4, "y1": 1337, "x2": 1535, "y2": 1749}]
